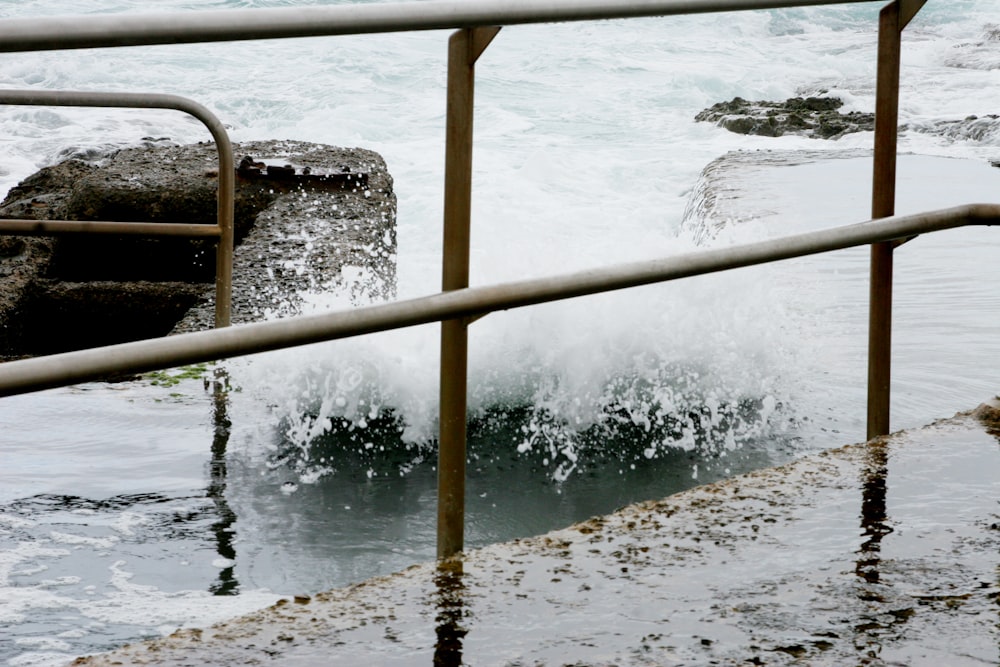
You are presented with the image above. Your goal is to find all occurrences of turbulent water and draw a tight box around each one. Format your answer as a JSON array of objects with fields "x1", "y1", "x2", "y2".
[{"x1": 1, "y1": 0, "x2": 1000, "y2": 663}]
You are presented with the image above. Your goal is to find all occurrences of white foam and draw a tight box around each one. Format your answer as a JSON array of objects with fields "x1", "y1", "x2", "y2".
[
  {"x1": 7, "y1": 652, "x2": 76, "y2": 667},
  {"x1": 109, "y1": 512, "x2": 149, "y2": 537},
  {"x1": 13, "y1": 638, "x2": 71, "y2": 652},
  {"x1": 48, "y1": 531, "x2": 120, "y2": 550},
  {"x1": 0, "y1": 542, "x2": 69, "y2": 588}
]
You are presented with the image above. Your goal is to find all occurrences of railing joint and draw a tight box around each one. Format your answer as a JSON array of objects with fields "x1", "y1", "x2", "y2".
[{"x1": 0, "y1": 89, "x2": 234, "y2": 329}]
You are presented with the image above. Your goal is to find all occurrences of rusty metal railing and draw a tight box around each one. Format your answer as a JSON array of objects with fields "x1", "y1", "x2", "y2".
[
  {"x1": 0, "y1": 90, "x2": 234, "y2": 328},
  {"x1": 0, "y1": 0, "x2": 987, "y2": 561}
]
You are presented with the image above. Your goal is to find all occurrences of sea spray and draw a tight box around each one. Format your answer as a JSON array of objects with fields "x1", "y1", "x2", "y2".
[{"x1": 231, "y1": 251, "x2": 797, "y2": 483}]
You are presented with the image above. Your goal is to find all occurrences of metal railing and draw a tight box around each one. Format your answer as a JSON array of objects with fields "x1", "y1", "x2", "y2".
[
  {"x1": 0, "y1": 90, "x2": 234, "y2": 328},
  {"x1": 0, "y1": 202, "x2": 995, "y2": 392},
  {"x1": 0, "y1": 0, "x2": 986, "y2": 560},
  {"x1": 0, "y1": 0, "x2": 882, "y2": 52}
]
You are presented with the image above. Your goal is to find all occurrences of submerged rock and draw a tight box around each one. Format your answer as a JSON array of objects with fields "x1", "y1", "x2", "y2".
[
  {"x1": 903, "y1": 113, "x2": 1000, "y2": 145},
  {"x1": 695, "y1": 96, "x2": 875, "y2": 139},
  {"x1": 944, "y1": 24, "x2": 1000, "y2": 71},
  {"x1": 0, "y1": 140, "x2": 396, "y2": 357}
]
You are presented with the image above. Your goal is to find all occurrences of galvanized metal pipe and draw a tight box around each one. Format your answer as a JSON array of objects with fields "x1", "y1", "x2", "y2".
[
  {"x1": 0, "y1": 203, "x2": 995, "y2": 399},
  {"x1": 0, "y1": 0, "x2": 881, "y2": 53},
  {"x1": 866, "y1": 0, "x2": 925, "y2": 440},
  {"x1": 0, "y1": 220, "x2": 222, "y2": 237},
  {"x1": 439, "y1": 28, "x2": 475, "y2": 561},
  {"x1": 439, "y1": 27, "x2": 500, "y2": 560},
  {"x1": 0, "y1": 90, "x2": 235, "y2": 328}
]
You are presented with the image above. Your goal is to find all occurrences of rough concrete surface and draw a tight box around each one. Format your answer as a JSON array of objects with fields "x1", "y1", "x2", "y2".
[
  {"x1": 0, "y1": 140, "x2": 396, "y2": 355},
  {"x1": 72, "y1": 401, "x2": 1000, "y2": 666},
  {"x1": 169, "y1": 140, "x2": 397, "y2": 332}
]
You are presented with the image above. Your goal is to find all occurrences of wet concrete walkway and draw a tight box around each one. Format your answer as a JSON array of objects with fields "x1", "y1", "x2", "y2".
[{"x1": 75, "y1": 400, "x2": 1000, "y2": 666}]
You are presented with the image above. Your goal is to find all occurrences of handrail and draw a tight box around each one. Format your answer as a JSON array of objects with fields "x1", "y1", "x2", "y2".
[
  {"x1": 867, "y1": 0, "x2": 926, "y2": 438},
  {"x1": 0, "y1": 203, "x2": 995, "y2": 398},
  {"x1": 0, "y1": 0, "x2": 880, "y2": 52},
  {"x1": 0, "y1": 90, "x2": 235, "y2": 328},
  {"x1": 0, "y1": 0, "x2": 979, "y2": 561}
]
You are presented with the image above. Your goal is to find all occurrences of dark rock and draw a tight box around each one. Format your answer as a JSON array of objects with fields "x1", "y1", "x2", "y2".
[
  {"x1": 0, "y1": 139, "x2": 397, "y2": 358},
  {"x1": 23, "y1": 281, "x2": 205, "y2": 355},
  {"x1": 0, "y1": 236, "x2": 54, "y2": 356},
  {"x1": 903, "y1": 114, "x2": 1000, "y2": 144},
  {"x1": 695, "y1": 96, "x2": 874, "y2": 139}
]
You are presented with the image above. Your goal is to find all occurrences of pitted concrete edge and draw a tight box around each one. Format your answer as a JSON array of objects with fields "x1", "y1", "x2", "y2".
[
  {"x1": 0, "y1": 140, "x2": 397, "y2": 353},
  {"x1": 71, "y1": 405, "x2": 1000, "y2": 666},
  {"x1": 169, "y1": 140, "x2": 397, "y2": 332}
]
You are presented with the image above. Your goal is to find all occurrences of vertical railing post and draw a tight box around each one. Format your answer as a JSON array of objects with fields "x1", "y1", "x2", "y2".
[
  {"x1": 209, "y1": 116, "x2": 235, "y2": 329},
  {"x1": 867, "y1": 0, "x2": 925, "y2": 440},
  {"x1": 438, "y1": 26, "x2": 499, "y2": 560}
]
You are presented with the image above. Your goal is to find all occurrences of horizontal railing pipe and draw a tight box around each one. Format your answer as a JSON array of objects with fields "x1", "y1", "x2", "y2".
[
  {"x1": 0, "y1": 220, "x2": 222, "y2": 237},
  {"x1": 0, "y1": 202, "x2": 995, "y2": 398},
  {"x1": 0, "y1": 0, "x2": 881, "y2": 52}
]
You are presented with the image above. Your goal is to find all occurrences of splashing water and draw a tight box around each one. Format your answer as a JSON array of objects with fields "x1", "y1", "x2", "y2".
[{"x1": 3, "y1": 1, "x2": 1000, "y2": 663}]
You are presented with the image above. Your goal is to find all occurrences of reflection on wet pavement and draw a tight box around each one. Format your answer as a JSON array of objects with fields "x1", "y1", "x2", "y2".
[
  {"x1": 207, "y1": 369, "x2": 238, "y2": 596},
  {"x1": 433, "y1": 559, "x2": 466, "y2": 667},
  {"x1": 75, "y1": 401, "x2": 1000, "y2": 666}
]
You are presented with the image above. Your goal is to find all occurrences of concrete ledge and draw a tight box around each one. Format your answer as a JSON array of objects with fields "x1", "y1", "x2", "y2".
[
  {"x1": 73, "y1": 402, "x2": 1000, "y2": 665},
  {"x1": 0, "y1": 140, "x2": 397, "y2": 355},
  {"x1": 171, "y1": 140, "x2": 397, "y2": 333}
]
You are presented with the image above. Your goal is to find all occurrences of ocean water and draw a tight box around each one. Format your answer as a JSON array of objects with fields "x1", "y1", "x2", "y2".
[{"x1": 1, "y1": 0, "x2": 999, "y2": 663}]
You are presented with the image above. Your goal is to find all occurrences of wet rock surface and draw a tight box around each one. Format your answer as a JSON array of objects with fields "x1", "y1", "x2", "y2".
[
  {"x1": 944, "y1": 24, "x2": 1000, "y2": 70},
  {"x1": 168, "y1": 140, "x2": 396, "y2": 333},
  {"x1": 681, "y1": 148, "x2": 873, "y2": 244},
  {"x1": 696, "y1": 93, "x2": 1000, "y2": 146},
  {"x1": 904, "y1": 113, "x2": 1000, "y2": 145},
  {"x1": 696, "y1": 96, "x2": 875, "y2": 139},
  {"x1": 0, "y1": 140, "x2": 396, "y2": 356},
  {"x1": 73, "y1": 403, "x2": 1000, "y2": 666}
]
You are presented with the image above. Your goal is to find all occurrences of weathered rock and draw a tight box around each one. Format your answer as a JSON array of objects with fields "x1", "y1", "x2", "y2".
[
  {"x1": 0, "y1": 140, "x2": 396, "y2": 357},
  {"x1": 0, "y1": 236, "x2": 54, "y2": 356},
  {"x1": 695, "y1": 96, "x2": 875, "y2": 139},
  {"x1": 25, "y1": 281, "x2": 205, "y2": 355},
  {"x1": 167, "y1": 140, "x2": 397, "y2": 332},
  {"x1": 903, "y1": 113, "x2": 1000, "y2": 144}
]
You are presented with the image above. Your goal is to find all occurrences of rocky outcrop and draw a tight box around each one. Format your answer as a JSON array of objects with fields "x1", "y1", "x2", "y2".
[
  {"x1": 697, "y1": 93, "x2": 1000, "y2": 147},
  {"x1": 0, "y1": 140, "x2": 396, "y2": 357},
  {"x1": 695, "y1": 96, "x2": 875, "y2": 139},
  {"x1": 903, "y1": 114, "x2": 1000, "y2": 144}
]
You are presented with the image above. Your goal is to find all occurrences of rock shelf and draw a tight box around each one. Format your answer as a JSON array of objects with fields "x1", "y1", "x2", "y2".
[{"x1": 0, "y1": 140, "x2": 396, "y2": 357}]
